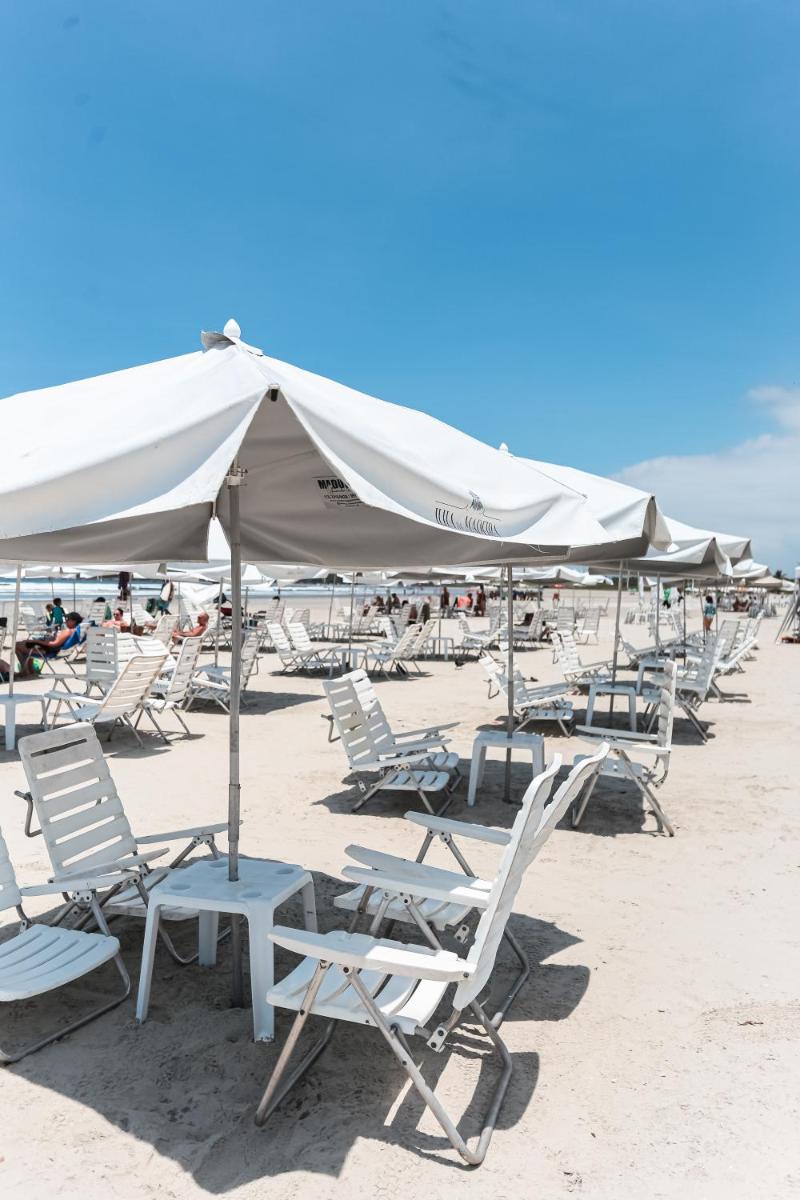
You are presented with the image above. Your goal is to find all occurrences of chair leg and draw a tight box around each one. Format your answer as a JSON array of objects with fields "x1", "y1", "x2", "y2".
[
  {"x1": 348, "y1": 973, "x2": 513, "y2": 1167},
  {"x1": 254, "y1": 962, "x2": 336, "y2": 1125},
  {"x1": 571, "y1": 770, "x2": 599, "y2": 827},
  {"x1": 0, "y1": 953, "x2": 131, "y2": 1066}
]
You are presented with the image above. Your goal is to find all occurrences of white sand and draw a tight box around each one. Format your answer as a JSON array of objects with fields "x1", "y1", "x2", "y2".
[{"x1": 1, "y1": 601, "x2": 798, "y2": 1199}]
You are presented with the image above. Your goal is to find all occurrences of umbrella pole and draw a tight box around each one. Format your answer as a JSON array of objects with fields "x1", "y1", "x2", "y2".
[
  {"x1": 503, "y1": 564, "x2": 514, "y2": 803},
  {"x1": 327, "y1": 579, "x2": 336, "y2": 638},
  {"x1": 214, "y1": 578, "x2": 223, "y2": 668},
  {"x1": 8, "y1": 564, "x2": 21, "y2": 697},
  {"x1": 655, "y1": 575, "x2": 661, "y2": 655},
  {"x1": 608, "y1": 559, "x2": 624, "y2": 722},
  {"x1": 226, "y1": 461, "x2": 245, "y2": 1007},
  {"x1": 347, "y1": 573, "x2": 356, "y2": 668}
]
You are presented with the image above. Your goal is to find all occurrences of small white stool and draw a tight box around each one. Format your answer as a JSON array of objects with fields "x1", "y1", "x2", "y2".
[
  {"x1": 585, "y1": 682, "x2": 638, "y2": 732},
  {"x1": 136, "y1": 856, "x2": 317, "y2": 1042},
  {"x1": 0, "y1": 693, "x2": 46, "y2": 752},
  {"x1": 467, "y1": 729, "x2": 546, "y2": 806}
]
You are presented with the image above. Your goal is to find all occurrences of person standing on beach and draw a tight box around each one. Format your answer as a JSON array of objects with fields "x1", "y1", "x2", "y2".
[
  {"x1": 51, "y1": 597, "x2": 66, "y2": 627},
  {"x1": 703, "y1": 593, "x2": 716, "y2": 634}
]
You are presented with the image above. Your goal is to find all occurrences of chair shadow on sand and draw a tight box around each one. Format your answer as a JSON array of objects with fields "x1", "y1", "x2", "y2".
[
  {"x1": 315, "y1": 756, "x2": 664, "y2": 838},
  {"x1": 2, "y1": 870, "x2": 589, "y2": 1185}
]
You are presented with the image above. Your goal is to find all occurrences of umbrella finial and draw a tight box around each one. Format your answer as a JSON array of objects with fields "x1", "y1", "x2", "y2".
[{"x1": 224, "y1": 318, "x2": 241, "y2": 339}]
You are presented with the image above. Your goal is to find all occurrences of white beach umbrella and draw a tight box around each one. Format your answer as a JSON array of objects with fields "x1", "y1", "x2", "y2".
[{"x1": 0, "y1": 320, "x2": 623, "y2": 997}]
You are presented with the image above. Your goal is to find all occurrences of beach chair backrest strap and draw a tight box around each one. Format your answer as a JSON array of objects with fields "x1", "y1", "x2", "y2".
[
  {"x1": 455, "y1": 758, "x2": 561, "y2": 1008},
  {"x1": 267, "y1": 622, "x2": 294, "y2": 661},
  {"x1": 18, "y1": 723, "x2": 138, "y2": 876},
  {"x1": 287, "y1": 622, "x2": 313, "y2": 653},
  {"x1": 0, "y1": 827, "x2": 22, "y2": 913},
  {"x1": 391, "y1": 624, "x2": 421, "y2": 659}
]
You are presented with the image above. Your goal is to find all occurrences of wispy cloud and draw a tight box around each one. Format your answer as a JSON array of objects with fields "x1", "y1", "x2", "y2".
[{"x1": 615, "y1": 387, "x2": 800, "y2": 570}]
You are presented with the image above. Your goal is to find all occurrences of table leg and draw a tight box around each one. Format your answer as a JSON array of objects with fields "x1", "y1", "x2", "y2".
[
  {"x1": 5, "y1": 704, "x2": 15, "y2": 752},
  {"x1": 301, "y1": 878, "x2": 317, "y2": 932},
  {"x1": 467, "y1": 741, "x2": 482, "y2": 806},
  {"x1": 628, "y1": 693, "x2": 636, "y2": 733},
  {"x1": 135, "y1": 903, "x2": 163, "y2": 1023},
  {"x1": 248, "y1": 916, "x2": 274, "y2": 1042},
  {"x1": 586, "y1": 688, "x2": 596, "y2": 728},
  {"x1": 198, "y1": 910, "x2": 219, "y2": 966}
]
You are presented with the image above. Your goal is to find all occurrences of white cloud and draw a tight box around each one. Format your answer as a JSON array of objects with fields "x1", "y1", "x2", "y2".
[{"x1": 615, "y1": 387, "x2": 800, "y2": 571}]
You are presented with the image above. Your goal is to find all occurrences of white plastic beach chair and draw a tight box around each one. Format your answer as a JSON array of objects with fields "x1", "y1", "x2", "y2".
[
  {"x1": 17, "y1": 724, "x2": 227, "y2": 963},
  {"x1": 186, "y1": 629, "x2": 260, "y2": 711},
  {"x1": 253, "y1": 754, "x2": 598, "y2": 1163},
  {"x1": 573, "y1": 661, "x2": 677, "y2": 835},
  {"x1": 333, "y1": 747, "x2": 608, "y2": 1024},
  {"x1": 363, "y1": 622, "x2": 423, "y2": 676},
  {"x1": 0, "y1": 826, "x2": 130, "y2": 1064},
  {"x1": 137, "y1": 635, "x2": 203, "y2": 739},
  {"x1": 43, "y1": 652, "x2": 167, "y2": 747},
  {"x1": 552, "y1": 630, "x2": 615, "y2": 687},
  {"x1": 323, "y1": 670, "x2": 459, "y2": 813},
  {"x1": 286, "y1": 622, "x2": 348, "y2": 674},
  {"x1": 575, "y1": 609, "x2": 601, "y2": 644},
  {"x1": 479, "y1": 654, "x2": 575, "y2": 735}
]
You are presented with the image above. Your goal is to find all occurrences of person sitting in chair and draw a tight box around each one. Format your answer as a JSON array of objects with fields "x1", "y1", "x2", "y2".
[
  {"x1": 1, "y1": 613, "x2": 84, "y2": 679},
  {"x1": 172, "y1": 612, "x2": 209, "y2": 642}
]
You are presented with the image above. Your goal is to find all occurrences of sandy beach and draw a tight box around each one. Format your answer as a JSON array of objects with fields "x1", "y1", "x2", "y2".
[{"x1": 1, "y1": 600, "x2": 798, "y2": 1200}]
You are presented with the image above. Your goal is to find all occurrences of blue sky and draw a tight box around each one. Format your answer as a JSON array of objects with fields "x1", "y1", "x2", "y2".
[{"x1": 2, "y1": 2, "x2": 798, "y2": 564}]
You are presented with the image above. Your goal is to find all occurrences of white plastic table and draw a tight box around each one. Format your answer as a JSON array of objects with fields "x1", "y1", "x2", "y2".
[
  {"x1": 0, "y1": 693, "x2": 46, "y2": 752},
  {"x1": 467, "y1": 729, "x2": 546, "y2": 806},
  {"x1": 585, "y1": 682, "x2": 638, "y2": 732},
  {"x1": 136, "y1": 856, "x2": 317, "y2": 1041}
]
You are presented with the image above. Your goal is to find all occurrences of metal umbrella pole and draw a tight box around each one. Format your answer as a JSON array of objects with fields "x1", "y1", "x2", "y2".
[
  {"x1": 7, "y1": 564, "x2": 22, "y2": 698},
  {"x1": 214, "y1": 576, "x2": 224, "y2": 668},
  {"x1": 608, "y1": 559, "x2": 625, "y2": 722},
  {"x1": 326, "y1": 577, "x2": 336, "y2": 638},
  {"x1": 654, "y1": 574, "x2": 661, "y2": 655},
  {"x1": 346, "y1": 572, "x2": 358, "y2": 669},
  {"x1": 503, "y1": 564, "x2": 515, "y2": 803},
  {"x1": 226, "y1": 461, "x2": 245, "y2": 1007}
]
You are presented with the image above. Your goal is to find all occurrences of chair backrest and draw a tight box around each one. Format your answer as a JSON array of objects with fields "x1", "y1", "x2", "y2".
[
  {"x1": 323, "y1": 669, "x2": 395, "y2": 768},
  {"x1": 18, "y1": 723, "x2": 139, "y2": 876},
  {"x1": 0, "y1": 827, "x2": 22, "y2": 913},
  {"x1": 85, "y1": 625, "x2": 121, "y2": 688},
  {"x1": 240, "y1": 629, "x2": 260, "y2": 684},
  {"x1": 162, "y1": 635, "x2": 203, "y2": 703},
  {"x1": 651, "y1": 660, "x2": 677, "y2": 748},
  {"x1": 267, "y1": 622, "x2": 295, "y2": 663},
  {"x1": 389, "y1": 624, "x2": 421, "y2": 660},
  {"x1": 553, "y1": 630, "x2": 582, "y2": 673},
  {"x1": 376, "y1": 615, "x2": 395, "y2": 642},
  {"x1": 454, "y1": 758, "x2": 561, "y2": 1008},
  {"x1": 152, "y1": 614, "x2": 179, "y2": 646},
  {"x1": 581, "y1": 610, "x2": 601, "y2": 634},
  {"x1": 97, "y1": 653, "x2": 167, "y2": 721},
  {"x1": 86, "y1": 600, "x2": 108, "y2": 624},
  {"x1": 286, "y1": 622, "x2": 314, "y2": 654},
  {"x1": 412, "y1": 618, "x2": 437, "y2": 653}
]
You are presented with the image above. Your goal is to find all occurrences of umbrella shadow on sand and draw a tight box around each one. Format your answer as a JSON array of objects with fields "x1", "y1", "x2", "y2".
[{"x1": 2, "y1": 871, "x2": 590, "y2": 1185}]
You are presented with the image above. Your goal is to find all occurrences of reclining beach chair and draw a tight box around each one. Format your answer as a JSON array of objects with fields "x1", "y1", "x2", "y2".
[
  {"x1": 363, "y1": 622, "x2": 423, "y2": 676},
  {"x1": 17, "y1": 724, "x2": 227, "y2": 963},
  {"x1": 187, "y1": 629, "x2": 260, "y2": 711},
  {"x1": 253, "y1": 754, "x2": 597, "y2": 1163},
  {"x1": 137, "y1": 635, "x2": 203, "y2": 739},
  {"x1": 43, "y1": 652, "x2": 167, "y2": 747},
  {"x1": 479, "y1": 654, "x2": 575, "y2": 735},
  {"x1": 573, "y1": 661, "x2": 677, "y2": 835},
  {"x1": 552, "y1": 630, "x2": 615, "y2": 688},
  {"x1": 266, "y1": 622, "x2": 330, "y2": 674},
  {"x1": 285, "y1": 622, "x2": 349, "y2": 675},
  {"x1": 323, "y1": 670, "x2": 459, "y2": 813},
  {"x1": 456, "y1": 613, "x2": 494, "y2": 659},
  {"x1": 576, "y1": 609, "x2": 601, "y2": 644},
  {"x1": 333, "y1": 747, "x2": 608, "y2": 1025},
  {"x1": 0, "y1": 826, "x2": 130, "y2": 1064}
]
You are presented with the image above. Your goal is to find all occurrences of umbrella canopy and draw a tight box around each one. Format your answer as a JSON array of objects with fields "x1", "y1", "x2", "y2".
[
  {"x1": 0, "y1": 321, "x2": 612, "y2": 568},
  {"x1": 517, "y1": 457, "x2": 671, "y2": 560}
]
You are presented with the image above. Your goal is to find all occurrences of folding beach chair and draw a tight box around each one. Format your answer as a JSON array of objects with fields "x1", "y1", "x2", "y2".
[
  {"x1": 574, "y1": 661, "x2": 677, "y2": 835},
  {"x1": 16, "y1": 724, "x2": 227, "y2": 963},
  {"x1": 187, "y1": 630, "x2": 260, "y2": 711},
  {"x1": 334, "y1": 747, "x2": 608, "y2": 1025},
  {"x1": 0, "y1": 826, "x2": 130, "y2": 1064},
  {"x1": 138, "y1": 635, "x2": 203, "y2": 738},
  {"x1": 480, "y1": 654, "x2": 575, "y2": 735},
  {"x1": 323, "y1": 670, "x2": 459, "y2": 813},
  {"x1": 43, "y1": 652, "x2": 167, "y2": 747},
  {"x1": 253, "y1": 754, "x2": 602, "y2": 1163}
]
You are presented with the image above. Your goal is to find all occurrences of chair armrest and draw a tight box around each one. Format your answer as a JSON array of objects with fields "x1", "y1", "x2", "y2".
[
  {"x1": 137, "y1": 823, "x2": 228, "y2": 843},
  {"x1": 20, "y1": 873, "x2": 124, "y2": 897},
  {"x1": 54, "y1": 848, "x2": 169, "y2": 880},
  {"x1": 394, "y1": 721, "x2": 460, "y2": 738},
  {"x1": 268, "y1": 926, "x2": 474, "y2": 982},
  {"x1": 576, "y1": 725, "x2": 656, "y2": 743},
  {"x1": 403, "y1": 811, "x2": 511, "y2": 845},
  {"x1": 357, "y1": 750, "x2": 445, "y2": 771},
  {"x1": 342, "y1": 863, "x2": 490, "y2": 908}
]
